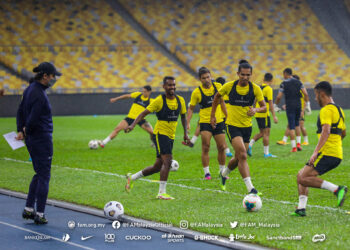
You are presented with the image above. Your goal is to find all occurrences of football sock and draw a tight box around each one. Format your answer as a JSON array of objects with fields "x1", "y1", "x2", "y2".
[
  {"x1": 303, "y1": 136, "x2": 309, "y2": 143},
  {"x1": 221, "y1": 167, "x2": 232, "y2": 177},
  {"x1": 296, "y1": 136, "x2": 301, "y2": 144},
  {"x1": 291, "y1": 140, "x2": 296, "y2": 148},
  {"x1": 102, "y1": 136, "x2": 111, "y2": 145},
  {"x1": 25, "y1": 207, "x2": 34, "y2": 212},
  {"x1": 249, "y1": 139, "x2": 255, "y2": 147},
  {"x1": 159, "y1": 181, "x2": 167, "y2": 194},
  {"x1": 243, "y1": 177, "x2": 254, "y2": 192},
  {"x1": 282, "y1": 136, "x2": 288, "y2": 142},
  {"x1": 131, "y1": 171, "x2": 144, "y2": 180},
  {"x1": 321, "y1": 180, "x2": 338, "y2": 192},
  {"x1": 203, "y1": 166, "x2": 210, "y2": 175},
  {"x1": 190, "y1": 135, "x2": 198, "y2": 144},
  {"x1": 36, "y1": 212, "x2": 44, "y2": 217},
  {"x1": 298, "y1": 195, "x2": 308, "y2": 209},
  {"x1": 219, "y1": 165, "x2": 225, "y2": 173},
  {"x1": 264, "y1": 146, "x2": 269, "y2": 155}
]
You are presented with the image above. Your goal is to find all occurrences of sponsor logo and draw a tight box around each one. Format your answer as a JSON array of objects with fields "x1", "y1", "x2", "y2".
[
  {"x1": 125, "y1": 235, "x2": 152, "y2": 241},
  {"x1": 105, "y1": 234, "x2": 115, "y2": 243},
  {"x1": 81, "y1": 236, "x2": 93, "y2": 241},
  {"x1": 67, "y1": 220, "x2": 76, "y2": 229},
  {"x1": 62, "y1": 234, "x2": 70, "y2": 242},
  {"x1": 312, "y1": 234, "x2": 326, "y2": 243}
]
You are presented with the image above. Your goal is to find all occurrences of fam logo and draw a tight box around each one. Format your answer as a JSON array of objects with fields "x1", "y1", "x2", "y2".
[
  {"x1": 312, "y1": 234, "x2": 326, "y2": 243},
  {"x1": 67, "y1": 220, "x2": 75, "y2": 229}
]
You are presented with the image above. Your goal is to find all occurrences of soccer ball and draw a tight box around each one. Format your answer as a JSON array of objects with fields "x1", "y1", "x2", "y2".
[
  {"x1": 243, "y1": 194, "x2": 262, "y2": 212},
  {"x1": 88, "y1": 140, "x2": 99, "y2": 149},
  {"x1": 104, "y1": 201, "x2": 124, "y2": 220},
  {"x1": 170, "y1": 160, "x2": 179, "y2": 172}
]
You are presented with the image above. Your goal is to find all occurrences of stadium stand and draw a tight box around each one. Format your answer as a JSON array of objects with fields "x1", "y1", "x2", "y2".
[
  {"x1": 119, "y1": 0, "x2": 350, "y2": 86},
  {"x1": 0, "y1": 0, "x2": 196, "y2": 93},
  {"x1": 345, "y1": 0, "x2": 350, "y2": 12}
]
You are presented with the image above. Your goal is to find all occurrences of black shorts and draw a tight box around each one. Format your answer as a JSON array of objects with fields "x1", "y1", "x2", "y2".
[
  {"x1": 286, "y1": 106, "x2": 301, "y2": 130},
  {"x1": 152, "y1": 133, "x2": 174, "y2": 158},
  {"x1": 307, "y1": 154, "x2": 342, "y2": 175},
  {"x1": 200, "y1": 122, "x2": 225, "y2": 136},
  {"x1": 256, "y1": 117, "x2": 271, "y2": 129},
  {"x1": 124, "y1": 117, "x2": 147, "y2": 127},
  {"x1": 226, "y1": 125, "x2": 252, "y2": 143}
]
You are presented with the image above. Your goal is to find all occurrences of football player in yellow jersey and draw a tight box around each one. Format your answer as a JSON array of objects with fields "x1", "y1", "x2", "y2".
[
  {"x1": 99, "y1": 85, "x2": 154, "y2": 148},
  {"x1": 211, "y1": 61, "x2": 266, "y2": 194},
  {"x1": 183, "y1": 77, "x2": 233, "y2": 158},
  {"x1": 187, "y1": 68, "x2": 229, "y2": 180},
  {"x1": 248, "y1": 73, "x2": 278, "y2": 157},
  {"x1": 292, "y1": 81, "x2": 347, "y2": 217},
  {"x1": 124, "y1": 76, "x2": 189, "y2": 200}
]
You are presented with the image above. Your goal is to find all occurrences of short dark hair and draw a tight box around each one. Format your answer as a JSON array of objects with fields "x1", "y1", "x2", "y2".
[
  {"x1": 292, "y1": 74, "x2": 300, "y2": 80},
  {"x1": 198, "y1": 67, "x2": 211, "y2": 78},
  {"x1": 315, "y1": 81, "x2": 332, "y2": 96},
  {"x1": 215, "y1": 77, "x2": 226, "y2": 85},
  {"x1": 238, "y1": 62, "x2": 252, "y2": 73},
  {"x1": 239, "y1": 59, "x2": 249, "y2": 64},
  {"x1": 264, "y1": 73, "x2": 273, "y2": 82},
  {"x1": 163, "y1": 76, "x2": 175, "y2": 85},
  {"x1": 283, "y1": 68, "x2": 293, "y2": 75},
  {"x1": 143, "y1": 85, "x2": 152, "y2": 91}
]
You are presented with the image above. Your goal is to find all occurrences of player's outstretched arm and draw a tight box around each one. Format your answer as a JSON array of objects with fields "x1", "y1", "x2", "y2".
[
  {"x1": 341, "y1": 129, "x2": 346, "y2": 140},
  {"x1": 274, "y1": 92, "x2": 283, "y2": 105},
  {"x1": 125, "y1": 109, "x2": 150, "y2": 133},
  {"x1": 181, "y1": 114, "x2": 190, "y2": 144},
  {"x1": 210, "y1": 93, "x2": 222, "y2": 128},
  {"x1": 302, "y1": 88, "x2": 312, "y2": 114},
  {"x1": 110, "y1": 94, "x2": 131, "y2": 103}
]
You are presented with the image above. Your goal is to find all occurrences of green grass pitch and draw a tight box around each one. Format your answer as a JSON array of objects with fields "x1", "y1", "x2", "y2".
[{"x1": 1, "y1": 111, "x2": 349, "y2": 249}]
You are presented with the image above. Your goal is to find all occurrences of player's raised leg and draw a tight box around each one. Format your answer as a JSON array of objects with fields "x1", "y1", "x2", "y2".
[{"x1": 101, "y1": 119, "x2": 129, "y2": 147}]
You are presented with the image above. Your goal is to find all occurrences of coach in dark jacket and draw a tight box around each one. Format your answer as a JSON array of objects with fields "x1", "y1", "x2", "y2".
[{"x1": 16, "y1": 62, "x2": 61, "y2": 224}]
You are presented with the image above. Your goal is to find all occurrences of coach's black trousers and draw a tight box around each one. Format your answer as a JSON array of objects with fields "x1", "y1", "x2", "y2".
[{"x1": 25, "y1": 133, "x2": 53, "y2": 213}]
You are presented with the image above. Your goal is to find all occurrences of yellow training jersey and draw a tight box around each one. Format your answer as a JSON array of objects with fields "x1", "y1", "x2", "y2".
[
  {"x1": 147, "y1": 94, "x2": 186, "y2": 139},
  {"x1": 219, "y1": 80, "x2": 264, "y2": 127},
  {"x1": 255, "y1": 83, "x2": 273, "y2": 118},
  {"x1": 317, "y1": 104, "x2": 346, "y2": 159},
  {"x1": 190, "y1": 82, "x2": 224, "y2": 124},
  {"x1": 127, "y1": 92, "x2": 154, "y2": 119},
  {"x1": 300, "y1": 90, "x2": 305, "y2": 110}
]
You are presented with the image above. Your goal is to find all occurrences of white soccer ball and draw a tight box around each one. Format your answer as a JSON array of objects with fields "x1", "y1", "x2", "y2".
[
  {"x1": 170, "y1": 160, "x2": 179, "y2": 172},
  {"x1": 104, "y1": 201, "x2": 124, "y2": 220},
  {"x1": 243, "y1": 194, "x2": 262, "y2": 212},
  {"x1": 88, "y1": 140, "x2": 99, "y2": 149}
]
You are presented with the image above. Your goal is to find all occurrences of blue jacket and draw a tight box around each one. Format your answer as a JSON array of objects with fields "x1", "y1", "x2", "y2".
[{"x1": 17, "y1": 81, "x2": 53, "y2": 135}]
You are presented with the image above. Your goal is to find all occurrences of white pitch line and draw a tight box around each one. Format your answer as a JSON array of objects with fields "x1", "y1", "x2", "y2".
[
  {"x1": 0, "y1": 220, "x2": 95, "y2": 250},
  {"x1": 1, "y1": 157, "x2": 347, "y2": 213}
]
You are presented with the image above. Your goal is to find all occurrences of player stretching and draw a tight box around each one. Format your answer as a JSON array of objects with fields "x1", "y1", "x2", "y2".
[
  {"x1": 211, "y1": 62, "x2": 266, "y2": 193},
  {"x1": 248, "y1": 73, "x2": 278, "y2": 157},
  {"x1": 125, "y1": 76, "x2": 189, "y2": 200},
  {"x1": 99, "y1": 85, "x2": 154, "y2": 148},
  {"x1": 292, "y1": 81, "x2": 347, "y2": 216},
  {"x1": 187, "y1": 67, "x2": 228, "y2": 180}
]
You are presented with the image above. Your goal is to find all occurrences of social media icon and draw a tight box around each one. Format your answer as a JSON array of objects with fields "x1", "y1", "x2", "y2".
[
  {"x1": 229, "y1": 234, "x2": 235, "y2": 242},
  {"x1": 105, "y1": 234, "x2": 115, "y2": 243},
  {"x1": 230, "y1": 221, "x2": 238, "y2": 228},
  {"x1": 112, "y1": 220, "x2": 121, "y2": 230},
  {"x1": 179, "y1": 220, "x2": 188, "y2": 229}
]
